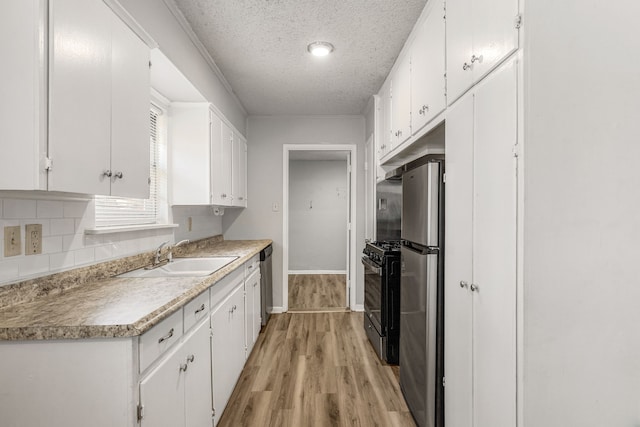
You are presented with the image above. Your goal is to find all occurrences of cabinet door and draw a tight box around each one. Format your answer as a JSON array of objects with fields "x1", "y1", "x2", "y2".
[
  {"x1": 0, "y1": 0, "x2": 47, "y2": 191},
  {"x1": 391, "y1": 54, "x2": 411, "y2": 147},
  {"x1": 446, "y1": 0, "x2": 474, "y2": 105},
  {"x1": 209, "y1": 112, "x2": 224, "y2": 205},
  {"x1": 444, "y1": 92, "x2": 474, "y2": 427},
  {"x1": 230, "y1": 134, "x2": 245, "y2": 206},
  {"x1": 411, "y1": 2, "x2": 446, "y2": 134},
  {"x1": 377, "y1": 82, "x2": 392, "y2": 164},
  {"x1": 235, "y1": 137, "x2": 247, "y2": 207},
  {"x1": 49, "y1": 0, "x2": 112, "y2": 194},
  {"x1": 472, "y1": 60, "x2": 517, "y2": 427},
  {"x1": 110, "y1": 12, "x2": 150, "y2": 198},
  {"x1": 471, "y1": 0, "x2": 519, "y2": 83},
  {"x1": 185, "y1": 320, "x2": 213, "y2": 427},
  {"x1": 211, "y1": 283, "x2": 245, "y2": 424},
  {"x1": 245, "y1": 270, "x2": 261, "y2": 352},
  {"x1": 139, "y1": 345, "x2": 186, "y2": 427}
]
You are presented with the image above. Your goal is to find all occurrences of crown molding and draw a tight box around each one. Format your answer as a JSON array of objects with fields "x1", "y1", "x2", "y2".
[{"x1": 162, "y1": 0, "x2": 248, "y2": 116}]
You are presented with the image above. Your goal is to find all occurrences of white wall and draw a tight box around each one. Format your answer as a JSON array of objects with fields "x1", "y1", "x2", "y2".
[
  {"x1": 0, "y1": 196, "x2": 173, "y2": 286},
  {"x1": 289, "y1": 160, "x2": 348, "y2": 271},
  {"x1": 172, "y1": 206, "x2": 222, "y2": 242},
  {"x1": 523, "y1": 1, "x2": 640, "y2": 425},
  {"x1": 222, "y1": 116, "x2": 366, "y2": 310},
  {"x1": 119, "y1": 0, "x2": 246, "y2": 134}
]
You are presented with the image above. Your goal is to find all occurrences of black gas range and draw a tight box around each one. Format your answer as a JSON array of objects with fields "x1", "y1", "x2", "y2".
[{"x1": 362, "y1": 240, "x2": 401, "y2": 364}]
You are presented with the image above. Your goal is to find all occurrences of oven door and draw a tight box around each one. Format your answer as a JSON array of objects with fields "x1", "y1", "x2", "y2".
[{"x1": 362, "y1": 256, "x2": 384, "y2": 334}]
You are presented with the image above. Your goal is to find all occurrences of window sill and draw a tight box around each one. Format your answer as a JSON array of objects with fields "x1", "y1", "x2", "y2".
[{"x1": 84, "y1": 223, "x2": 179, "y2": 235}]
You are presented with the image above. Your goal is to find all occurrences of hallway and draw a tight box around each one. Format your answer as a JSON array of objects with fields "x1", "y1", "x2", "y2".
[{"x1": 217, "y1": 312, "x2": 416, "y2": 427}]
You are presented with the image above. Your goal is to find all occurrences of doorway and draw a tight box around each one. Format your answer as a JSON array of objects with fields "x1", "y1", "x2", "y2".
[{"x1": 282, "y1": 144, "x2": 357, "y2": 312}]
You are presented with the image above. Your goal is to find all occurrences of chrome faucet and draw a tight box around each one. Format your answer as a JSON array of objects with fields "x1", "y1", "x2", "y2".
[
  {"x1": 153, "y1": 241, "x2": 170, "y2": 266},
  {"x1": 168, "y1": 239, "x2": 190, "y2": 262}
]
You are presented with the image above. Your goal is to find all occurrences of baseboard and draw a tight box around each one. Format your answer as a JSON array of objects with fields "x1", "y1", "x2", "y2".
[
  {"x1": 351, "y1": 304, "x2": 364, "y2": 312},
  {"x1": 288, "y1": 270, "x2": 347, "y2": 275},
  {"x1": 270, "y1": 306, "x2": 285, "y2": 314}
]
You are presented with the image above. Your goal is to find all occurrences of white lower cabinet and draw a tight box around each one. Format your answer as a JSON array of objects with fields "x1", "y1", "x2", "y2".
[
  {"x1": 444, "y1": 59, "x2": 517, "y2": 427},
  {"x1": 211, "y1": 278, "x2": 246, "y2": 426},
  {"x1": 139, "y1": 318, "x2": 212, "y2": 427},
  {"x1": 245, "y1": 268, "x2": 261, "y2": 352}
]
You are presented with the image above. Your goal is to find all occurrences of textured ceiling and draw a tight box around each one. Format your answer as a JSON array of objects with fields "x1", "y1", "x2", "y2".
[{"x1": 172, "y1": 0, "x2": 428, "y2": 115}]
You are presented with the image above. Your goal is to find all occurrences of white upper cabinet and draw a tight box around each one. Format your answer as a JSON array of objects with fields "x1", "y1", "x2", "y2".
[
  {"x1": 390, "y1": 53, "x2": 412, "y2": 147},
  {"x1": 49, "y1": 0, "x2": 150, "y2": 197},
  {"x1": 48, "y1": 0, "x2": 113, "y2": 195},
  {"x1": 171, "y1": 104, "x2": 247, "y2": 207},
  {"x1": 0, "y1": 0, "x2": 47, "y2": 191},
  {"x1": 446, "y1": 0, "x2": 519, "y2": 104},
  {"x1": 170, "y1": 103, "x2": 211, "y2": 205},
  {"x1": 233, "y1": 134, "x2": 248, "y2": 207},
  {"x1": 411, "y1": 1, "x2": 446, "y2": 135},
  {"x1": 110, "y1": 11, "x2": 151, "y2": 199}
]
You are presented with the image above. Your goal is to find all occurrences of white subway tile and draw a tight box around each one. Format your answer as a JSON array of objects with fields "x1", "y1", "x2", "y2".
[
  {"x1": 50, "y1": 218, "x2": 76, "y2": 236},
  {"x1": 0, "y1": 259, "x2": 20, "y2": 283},
  {"x1": 37, "y1": 200, "x2": 64, "y2": 218},
  {"x1": 73, "y1": 247, "x2": 95, "y2": 266},
  {"x1": 63, "y1": 201, "x2": 89, "y2": 218},
  {"x1": 3, "y1": 199, "x2": 37, "y2": 219},
  {"x1": 39, "y1": 219, "x2": 51, "y2": 237},
  {"x1": 84, "y1": 234, "x2": 103, "y2": 247},
  {"x1": 50, "y1": 252, "x2": 74, "y2": 271},
  {"x1": 42, "y1": 236, "x2": 63, "y2": 254},
  {"x1": 62, "y1": 234, "x2": 84, "y2": 251},
  {"x1": 94, "y1": 245, "x2": 113, "y2": 261},
  {"x1": 19, "y1": 254, "x2": 49, "y2": 277}
]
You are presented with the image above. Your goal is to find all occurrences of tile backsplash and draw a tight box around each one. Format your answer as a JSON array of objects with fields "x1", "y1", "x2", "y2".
[{"x1": 0, "y1": 197, "x2": 174, "y2": 286}]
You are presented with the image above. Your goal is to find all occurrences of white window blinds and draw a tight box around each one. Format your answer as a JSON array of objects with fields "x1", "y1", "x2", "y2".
[{"x1": 94, "y1": 106, "x2": 165, "y2": 227}]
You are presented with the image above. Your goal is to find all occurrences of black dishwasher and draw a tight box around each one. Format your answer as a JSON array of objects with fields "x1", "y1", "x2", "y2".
[{"x1": 259, "y1": 245, "x2": 273, "y2": 326}]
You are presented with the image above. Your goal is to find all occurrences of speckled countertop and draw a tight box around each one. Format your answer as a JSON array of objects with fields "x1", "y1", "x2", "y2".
[{"x1": 0, "y1": 237, "x2": 272, "y2": 341}]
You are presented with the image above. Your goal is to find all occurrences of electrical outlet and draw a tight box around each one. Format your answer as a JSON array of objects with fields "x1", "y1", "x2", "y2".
[
  {"x1": 25, "y1": 224, "x2": 42, "y2": 255},
  {"x1": 4, "y1": 226, "x2": 22, "y2": 257}
]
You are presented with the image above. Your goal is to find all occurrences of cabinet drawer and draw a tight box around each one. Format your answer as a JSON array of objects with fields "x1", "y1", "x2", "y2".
[
  {"x1": 184, "y1": 289, "x2": 210, "y2": 333},
  {"x1": 245, "y1": 255, "x2": 259, "y2": 278},
  {"x1": 211, "y1": 267, "x2": 244, "y2": 308},
  {"x1": 139, "y1": 308, "x2": 184, "y2": 372}
]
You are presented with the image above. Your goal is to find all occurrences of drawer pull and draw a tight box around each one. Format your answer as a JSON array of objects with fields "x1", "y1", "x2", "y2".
[
  {"x1": 195, "y1": 303, "x2": 206, "y2": 314},
  {"x1": 158, "y1": 328, "x2": 174, "y2": 344},
  {"x1": 180, "y1": 363, "x2": 188, "y2": 372},
  {"x1": 186, "y1": 354, "x2": 195, "y2": 363}
]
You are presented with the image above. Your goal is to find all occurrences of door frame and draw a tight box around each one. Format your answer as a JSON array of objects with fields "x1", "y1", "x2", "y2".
[{"x1": 282, "y1": 144, "x2": 357, "y2": 311}]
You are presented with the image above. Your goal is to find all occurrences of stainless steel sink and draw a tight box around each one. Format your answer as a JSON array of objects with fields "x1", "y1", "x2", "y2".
[{"x1": 117, "y1": 256, "x2": 239, "y2": 278}]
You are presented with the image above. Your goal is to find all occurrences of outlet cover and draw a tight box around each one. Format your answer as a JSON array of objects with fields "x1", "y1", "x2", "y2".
[
  {"x1": 4, "y1": 226, "x2": 22, "y2": 257},
  {"x1": 25, "y1": 224, "x2": 43, "y2": 255}
]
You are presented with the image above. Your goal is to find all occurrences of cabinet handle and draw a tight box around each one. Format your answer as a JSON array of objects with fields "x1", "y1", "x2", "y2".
[
  {"x1": 103, "y1": 170, "x2": 112, "y2": 178},
  {"x1": 470, "y1": 284, "x2": 479, "y2": 292},
  {"x1": 459, "y1": 281, "x2": 468, "y2": 289},
  {"x1": 180, "y1": 363, "x2": 188, "y2": 372},
  {"x1": 158, "y1": 328, "x2": 174, "y2": 344},
  {"x1": 195, "y1": 303, "x2": 206, "y2": 314},
  {"x1": 463, "y1": 62, "x2": 472, "y2": 71},
  {"x1": 114, "y1": 171, "x2": 123, "y2": 179},
  {"x1": 471, "y1": 54, "x2": 483, "y2": 63},
  {"x1": 221, "y1": 194, "x2": 227, "y2": 198},
  {"x1": 229, "y1": 304, "x2": 237, "y2": 314},
  {"x1": 186, "y1": 354, "x2": 195, "y2": 363}
]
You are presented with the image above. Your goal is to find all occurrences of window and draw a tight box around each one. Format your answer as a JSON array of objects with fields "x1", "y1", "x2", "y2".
[{"x1": 94, "y1": 103, "x2": 168, "y2": 228}]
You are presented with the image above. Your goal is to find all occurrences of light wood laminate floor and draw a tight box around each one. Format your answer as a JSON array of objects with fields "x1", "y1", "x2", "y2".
[
  {"x1": 288, "y1": 274, "x2": 347, "y2": 311},
  {"x1": 218, "y1": 312, "x2": 416, "y2": 427}
]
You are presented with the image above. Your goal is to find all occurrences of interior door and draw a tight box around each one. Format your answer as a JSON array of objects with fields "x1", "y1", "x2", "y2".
[
  {"x1": 444, "y1": 90, "x2": 474, "y2": 427},
  {"x1": 472, "y1": 59, "x2": 517, "y2": 427}
]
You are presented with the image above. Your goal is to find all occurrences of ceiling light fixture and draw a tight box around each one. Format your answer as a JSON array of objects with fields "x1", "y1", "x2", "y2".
[{"x1": 307, "y1": 41, "x2": 334, "y2": 57}]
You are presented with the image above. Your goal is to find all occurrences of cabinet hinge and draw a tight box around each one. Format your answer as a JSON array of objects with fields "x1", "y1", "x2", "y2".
[
  {"x1": 442, "y1": 172, "x2": 446, "y2": 183},
  {"x1": 514, "y1": 14, "x2": 523, "y2": 29},
  {"x1": 213, "y1": 408, "x2": 216, "y2": 417},
  {"x1": 442, "y1": 376, "x2": 446, "y2": 387},
  {"x1": 137, "y1": 404, "x2": 144, "y2": 421},
  {"x1": 512, "y1": 144, "x2": 520, "y2": 158},
  {"x1": 44, "y1": 157, "x2": 53, "y2": 172}
]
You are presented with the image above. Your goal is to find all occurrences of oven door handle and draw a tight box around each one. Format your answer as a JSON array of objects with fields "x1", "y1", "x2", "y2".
[{"x1": 361, "y1": 256, "x2": 382, "y2": 276}]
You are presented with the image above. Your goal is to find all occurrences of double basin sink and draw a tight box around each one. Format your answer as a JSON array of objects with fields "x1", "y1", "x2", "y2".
[{"x1": 118, "y1": 256, "x2": 239, "y2": 278}]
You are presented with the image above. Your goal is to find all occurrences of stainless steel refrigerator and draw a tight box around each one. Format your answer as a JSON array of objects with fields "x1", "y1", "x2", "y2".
[
  {"x1": 400, "y1": 155, "x2": 444, "y2": 427},
  {"x1": 376, "y1": 168, "x2": 402, "y2": 242}
]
